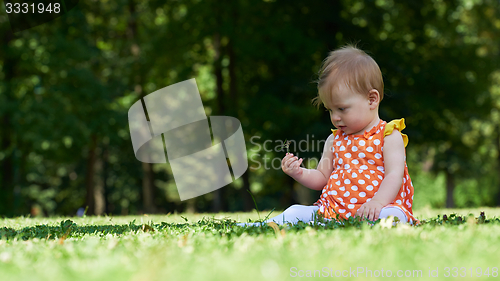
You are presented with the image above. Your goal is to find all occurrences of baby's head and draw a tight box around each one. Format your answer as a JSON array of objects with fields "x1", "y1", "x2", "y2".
[
  {"x1": 312, "y1": 45, "x2": 385, "y2": 135},
  {"x1": 312, "y1": 45, "x2": 384, "y2": 109}
]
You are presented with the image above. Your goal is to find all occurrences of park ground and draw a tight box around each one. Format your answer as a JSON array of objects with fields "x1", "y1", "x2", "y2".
[{"x1": 1, "y1": 207, "x2": 500, "y2": 281}]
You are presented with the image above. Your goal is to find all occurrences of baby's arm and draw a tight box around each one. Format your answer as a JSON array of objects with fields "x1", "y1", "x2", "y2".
[
  {"x1": 281, "y1": 133, "x2": 335, "y2": 191},
  {"x1": 356, "y1": 129, "x2": 405, "y2": 220}
]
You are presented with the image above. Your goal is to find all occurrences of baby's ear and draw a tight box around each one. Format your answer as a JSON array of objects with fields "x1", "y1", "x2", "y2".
[{"x1": 367, "y1": 89, "x2": 380, "y2": 108}]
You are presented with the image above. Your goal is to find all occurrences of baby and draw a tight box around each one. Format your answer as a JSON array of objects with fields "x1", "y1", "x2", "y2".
[{"x1": 238, "y1": 45, "x2": 416, "y2": 226}]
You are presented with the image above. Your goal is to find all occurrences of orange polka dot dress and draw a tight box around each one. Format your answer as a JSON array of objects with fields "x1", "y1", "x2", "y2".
[{"x1": 314, "y1": 118, "x2": 416, "y2": 224}]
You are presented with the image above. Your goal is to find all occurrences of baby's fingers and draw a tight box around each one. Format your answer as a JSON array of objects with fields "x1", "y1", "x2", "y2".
[
  {"x1": 374, "y1": 207, "x2": 382, "y2": 221},
  {"x1": 358, "y1": 205, "x2": 370, "y2": 220},
  {"x1": 368, "y1": 208, "x2": 376, "y2": 221},
  {"x1": 356, "y1": 206, "x2": 365, "y2": 219},
  {"x1": 295, "y1": 158, "x2": 303, "y2": 168},
  {"x1": 281, "y1": 153, "x2": 292, "y2": 162},
  {"x1": 281, "y1": 153, "x2": 293, "y2": 167},
  {"x1": 356, "y1": 206, "x2": 364, "y2": 217},
  {"x1": 285, "y1": 155, "x2": 299, "y2": 167}
]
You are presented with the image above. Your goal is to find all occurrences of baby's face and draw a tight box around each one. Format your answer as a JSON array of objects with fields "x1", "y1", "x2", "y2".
[{"x1": 324, "y1": 84, "x2": 376, "y2": 135}]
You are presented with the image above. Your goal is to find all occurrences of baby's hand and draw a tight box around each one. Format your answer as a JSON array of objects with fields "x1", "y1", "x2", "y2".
[
  {"x1": 356, "y1": 199, "x2": 384, "y2": 221},
  {"x1": 281, "y1": 153, "x2": 303, "y2": 178}
]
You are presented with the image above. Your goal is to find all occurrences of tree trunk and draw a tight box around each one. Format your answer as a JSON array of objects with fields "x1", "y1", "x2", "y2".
[
  {"x1": 0, "y1": 30, "x2": 15, "y2": 216},
  {"x1": 227, "y1": 37, "x2": 253, "y2": 211},
  {"x1": 94, "y1": 154, "x2": 105, "y2": 216},
  {"x1": 227, "y1": 38, "x2": 237, "y2": 112},
  {"x1": 281, "y1": 176, "x2": 299, "y2": 208},
  {"x1": 127, "y1": 0, "x2": 157, "y2": 214},
  {"x1": 214, "y1": 33, "x2": 225, "y2": 115},
  {"x1": 15, "y1": 146, "x2": 28, "y2": 214},
  {"x1": 445, "y1": 169, "x2": 455, "y2": 208},
  {"x1": 497, "y1": 124, "x2": 500, "y2": 206},
  {"x1": 142, "y1": 162, "x2": 156, "y2": 213},
  {"x1": 294, "y1": 182, "x2": 312, "y2": 206},
  {"x1": 127, "y1": 0, "x2": 137, "y2": 40},
  {"x1": 211, "y1": 32, "x2": 224, "y2": 213},
  {"x1": 186, "y1": 198, "x2": 196, "y2": 213},
  {"x1": 102, "y1": 144, "x2": 110, "y2": 213},
  {"x1": 85, "y1": 135, "x2": 98, "y2": 215},
  {"x1": 241, "y1": 170, "x2": 253, "y2": 211}
]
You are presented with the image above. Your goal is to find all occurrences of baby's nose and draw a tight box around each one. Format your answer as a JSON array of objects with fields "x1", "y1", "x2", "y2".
[{"x1": 331, "y1": 114, "x2": 341, "y2": 121}]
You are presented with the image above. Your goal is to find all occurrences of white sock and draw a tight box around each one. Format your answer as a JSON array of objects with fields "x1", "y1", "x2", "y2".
[
  {"x1": 379, "y1": 206, "x2": 408, "y2": 224},
  {"x1": 237, "y1": 205, "x2": 320, "y2": 226}
]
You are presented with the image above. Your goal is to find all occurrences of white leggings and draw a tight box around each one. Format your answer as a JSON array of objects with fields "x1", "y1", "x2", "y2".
[{"x1": 237, "y1": 205, "x2": 407, "y2": 226}]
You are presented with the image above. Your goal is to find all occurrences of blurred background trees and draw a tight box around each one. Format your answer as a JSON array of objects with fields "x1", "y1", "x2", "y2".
[{"x1": 0, "y1": 0, "x2": 499, "y2": 217}]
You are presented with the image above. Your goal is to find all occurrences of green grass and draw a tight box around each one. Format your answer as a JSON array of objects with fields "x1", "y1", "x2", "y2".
[{"x1": 1, "y1": 207, "x2": 500, "y2": 281}]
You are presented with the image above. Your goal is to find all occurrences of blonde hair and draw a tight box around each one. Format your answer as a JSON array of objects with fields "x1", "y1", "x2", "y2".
[{"x1": 312, "y1": 45, "x2": 384, "y2": 108}]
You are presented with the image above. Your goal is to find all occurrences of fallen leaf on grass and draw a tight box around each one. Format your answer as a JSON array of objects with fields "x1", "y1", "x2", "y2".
[
  {"x1": 177, "y1": 234, "x2": 188, "y2": 247},
  {"x1": 142, "y1": 224, "x2": 154, "y2": 233},
  {"x1": 267, "y1": 222, "x2": 286, "y2": 238}
]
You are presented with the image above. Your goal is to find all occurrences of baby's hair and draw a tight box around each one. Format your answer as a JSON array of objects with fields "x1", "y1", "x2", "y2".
[{"x1": 312, "y1": 44, "x2": 384, "y2": 109}]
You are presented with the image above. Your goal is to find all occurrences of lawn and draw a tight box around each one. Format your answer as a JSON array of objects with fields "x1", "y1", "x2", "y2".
[{"x1": 1, "y1": 207, "x2": 500, "y2": 281}]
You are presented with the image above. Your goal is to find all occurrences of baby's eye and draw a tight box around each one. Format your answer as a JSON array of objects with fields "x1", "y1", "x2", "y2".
[{"x1": 338, "y1": 108, "x2": 345, "y2": 111}]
